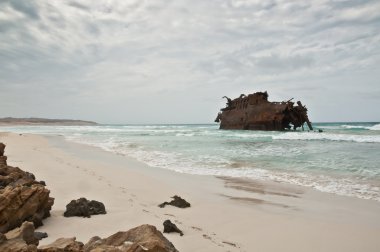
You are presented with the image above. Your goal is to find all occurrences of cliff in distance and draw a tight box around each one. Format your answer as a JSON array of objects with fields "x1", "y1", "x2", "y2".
[{"x1": 0, "y1": 117, "x2": 97, "y2": 126}]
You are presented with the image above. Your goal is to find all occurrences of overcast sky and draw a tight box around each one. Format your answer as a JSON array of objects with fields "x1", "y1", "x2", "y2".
[{"x1": 0, "y1": 0, "x2": 379, "y2": 124}]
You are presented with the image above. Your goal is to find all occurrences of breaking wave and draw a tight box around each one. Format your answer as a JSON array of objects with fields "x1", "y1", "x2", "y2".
[
  {"x1": 273, "y1": 132, "x2": 380, "y2": 143},
  {"x1": 368, "y1": 123, "x2": 380, "y2": 131},
  {"x1": 341, "y1": 124, "x2": 380, "y2": 131}
]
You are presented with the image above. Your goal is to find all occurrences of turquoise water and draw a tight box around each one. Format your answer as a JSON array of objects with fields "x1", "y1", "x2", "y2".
[{"x1": 1, "y1": 122, "x2": 380, "y2": 201}]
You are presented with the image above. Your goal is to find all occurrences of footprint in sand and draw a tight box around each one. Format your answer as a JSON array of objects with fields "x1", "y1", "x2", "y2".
[
  {"x1": 118, "y1": 187, "x2": 127, "y2": 193},
  {"x1": 191, "y1": 226, "x2": 202, "y2": 231},
  {"x1": 202, "y1": 234, "x2": 223, "y2": 247},
  {"x1": 203, "y1": 234, "x2": 212, "y2": 240},
  {"x1": 203, "y1": 233, "x2": 241, "y2": 250},
  {"x1": 164, "y1": 213, "x2": 175, "y2": 217},
  {"x1": 222, "y1": 241, "x2": 238, "y2": 248}
]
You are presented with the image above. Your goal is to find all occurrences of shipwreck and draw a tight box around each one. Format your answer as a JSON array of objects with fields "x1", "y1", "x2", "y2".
[{"x1": 215, "y1": 91, "x2": 313, "y2": 131}]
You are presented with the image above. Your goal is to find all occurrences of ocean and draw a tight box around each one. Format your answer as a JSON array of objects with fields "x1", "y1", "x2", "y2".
[{"x1": 1, "y1": 122, "x2": 379, "y2": 201}]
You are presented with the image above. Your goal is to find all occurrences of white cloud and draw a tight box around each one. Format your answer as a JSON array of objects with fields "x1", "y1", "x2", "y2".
[{"x1": 0, "y1": 0, "x2": 379, "y2": 123}]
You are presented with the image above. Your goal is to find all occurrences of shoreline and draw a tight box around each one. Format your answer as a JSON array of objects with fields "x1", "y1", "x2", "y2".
[
  {"x1": 1, "y1": 123, "x2": 379, "y2": 202},
  {"x1": 1, "y1": 131, "x2": 380, "y2": 251}
]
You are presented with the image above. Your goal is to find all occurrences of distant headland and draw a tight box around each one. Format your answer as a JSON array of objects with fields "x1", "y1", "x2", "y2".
[{"x1": 0, "y1": 117, "x2": 98, "y2": 126}]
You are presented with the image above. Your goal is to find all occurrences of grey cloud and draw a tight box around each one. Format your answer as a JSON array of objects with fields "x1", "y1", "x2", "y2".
[
  {"x1": 197, "y1": 46, "x2": 315, "y2": 78},
  {"x1": 4, "y1": 0, "x2": 40, "y2": 20},
  {"x1": 67, "y1": 2, "x2": 90, "y2": 11},
  {"x1": 255, "y1": 54, "x2": 314, "y2": 71},
  {"x1": 0, "y1": 20, "x2": 17, "y2": 33},
  {"x1": 357, "y1": 91, "x2": 380, "y2": 100},
  {"x1": 331, "y1": 0, "x2": 376, "y2": 9},
  {"x1": 222, "y1": 0, "x2": 277, "y2": 10},
  {"x1": 85, "y1": 23, "x2": 100, "y2": 35},
  {"x1": 309, "y1": 17, "x2": 380, "y2": 37}
]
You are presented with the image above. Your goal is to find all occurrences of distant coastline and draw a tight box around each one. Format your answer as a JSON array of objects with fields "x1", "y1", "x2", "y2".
[{"x1": 0, "y1": 117, "x2": 98, "y2": 126}]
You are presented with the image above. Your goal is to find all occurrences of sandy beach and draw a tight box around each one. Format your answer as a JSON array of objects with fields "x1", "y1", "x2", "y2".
[{"x1": 1, "y1": 131, "x2": 380, "y2": 252}]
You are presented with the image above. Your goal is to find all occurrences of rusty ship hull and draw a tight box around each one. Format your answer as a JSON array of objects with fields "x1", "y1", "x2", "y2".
[{"x1": 215, "y1": 92, "x2": 313, "y2": 131}]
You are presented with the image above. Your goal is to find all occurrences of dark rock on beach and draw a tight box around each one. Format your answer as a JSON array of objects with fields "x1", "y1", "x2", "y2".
[
  {"x1": 163, "y1": 220, "x2": 183, "y2": 236},
  {"x1": 64, "y1": 198, "x2": 106, "y2": 218},
  {"x1": 34, "y1": 232, "x2": 48, "y2": 241},
  {"x1": 0, "y1": 143, "x2": 5, "y2": 156},
  {"x1": 0, "y1": 143, "x2": 54, "y2": 233},
  {"x1": 159, "y1": 195, "x2": 191, "y2": 208}
]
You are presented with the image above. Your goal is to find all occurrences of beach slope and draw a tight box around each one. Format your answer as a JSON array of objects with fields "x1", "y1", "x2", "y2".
[{"x1": 1, "y1": 132, "x2": 380, "y2": 252}]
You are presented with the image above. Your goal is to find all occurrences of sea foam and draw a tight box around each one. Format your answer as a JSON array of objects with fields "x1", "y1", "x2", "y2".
[{"x1": 272, "y1": 132, "x2": 380, "y2": 143}]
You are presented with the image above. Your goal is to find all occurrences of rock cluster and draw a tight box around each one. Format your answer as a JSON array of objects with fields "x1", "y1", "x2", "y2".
[
  {"x1": 0, "y1": 143, "x2": 54, "y2": 233},
  {"x1": 1, "y1": 223, "x2": 178, "y2": 252},
  {"x1": 64, "y1": 197, "x2": 106, "y2": 218},
  {"x1": 159, "y1": 195, "x2": 191, "y2": 208},
  {"x1": 0, "y1": 221, "x2": 40, "y2": 252},
  {"x1": 0, "y1": 142, "x2": 179, "y2": 252},
  {"x1": 0, "y1": 221, "x2": 82, "y2": 252},
  {"x1": 83, "y1": 224, "x2": 178, "y2": 252}
]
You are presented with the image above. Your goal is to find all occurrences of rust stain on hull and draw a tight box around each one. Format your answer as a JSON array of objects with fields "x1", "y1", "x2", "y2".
[{"x1": 215, "y1": 91, "x2": 313, "y2": 131}]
